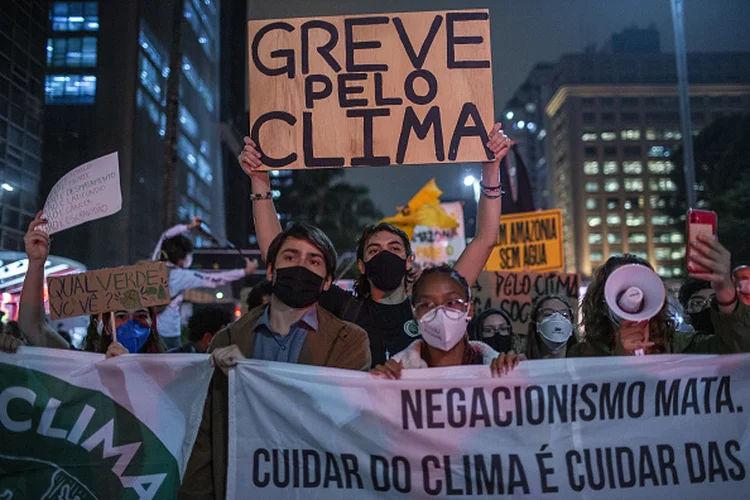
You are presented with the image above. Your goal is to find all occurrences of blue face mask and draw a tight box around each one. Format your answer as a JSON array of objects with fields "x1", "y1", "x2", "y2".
[{"x1": 115, "y1": 319, "x2": 151, "y2": 353}]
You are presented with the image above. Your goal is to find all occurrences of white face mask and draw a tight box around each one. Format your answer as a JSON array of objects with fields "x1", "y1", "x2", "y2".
[
  {"x1": 183, "y1": 253, "x2": 193, "y2": 268},
  {"x1": 537, "y1": 313, "x2": 573, "y2": 345},
  {"x1": 417, "y1": 306, "x2": 470, "y2": 352}
]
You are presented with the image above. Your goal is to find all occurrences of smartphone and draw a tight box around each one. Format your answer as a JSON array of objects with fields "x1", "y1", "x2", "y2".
[{"x1": 686, "y1": 209, "x2": 717, "y2": 274}]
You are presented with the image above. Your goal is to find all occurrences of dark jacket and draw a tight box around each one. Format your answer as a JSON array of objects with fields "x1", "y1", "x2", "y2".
[
  {"x1": 569, "y1": 299, "x2": 750, "y2": 356},
  {"x1": 178, "y1": 304, "x2": 371, "y2": 500}
]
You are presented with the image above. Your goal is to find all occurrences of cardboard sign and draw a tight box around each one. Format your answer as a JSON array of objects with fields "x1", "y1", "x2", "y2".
[
  {"x1": 248, "y1": 10, "x2": 495, "y2": 170},
  {"x1": 412, "y1": 201, "x2": 466, "y2": 269},
  {"x1": 485, "y1": 209, "x2": 564, "y2": 273},
  {"x1": 47, "y1": 262, "x2": 171, "y2": 320},
  {"x1": 41, "y1": 152, "x2": 122, "y2": 235},
  {"x1": 472, "y1": 270, "x2": 579, "y2": 352}
]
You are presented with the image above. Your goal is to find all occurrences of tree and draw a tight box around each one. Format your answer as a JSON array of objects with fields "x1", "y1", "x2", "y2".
[
  {"x1": 272, "y1": 170, "x2": 384, "y2": 257},
  {"x1": 667, "y1": 114, "x2": 750, "y2": 265}
]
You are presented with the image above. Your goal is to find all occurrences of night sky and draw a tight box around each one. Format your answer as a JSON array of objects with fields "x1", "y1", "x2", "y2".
[{"x1": 248, "y1": 0, "x2": 750, "y2": 216}]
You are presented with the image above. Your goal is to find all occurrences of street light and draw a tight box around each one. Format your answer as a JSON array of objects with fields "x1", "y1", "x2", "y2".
[
  {"x1": 463, "y1": 175, "x2": 477, "y2": 187},
  {"x1": 1, "y1": 183, "x2": 14, "y2": 192}
]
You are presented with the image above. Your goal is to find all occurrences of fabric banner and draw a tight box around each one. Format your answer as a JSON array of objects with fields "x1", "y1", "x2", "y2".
[
  {"x1": 228, "y1": 355, "x2": 750, "y2": 499},
  {"x1": 0, "y1": 348, "x2": 212, "y2": 499}
]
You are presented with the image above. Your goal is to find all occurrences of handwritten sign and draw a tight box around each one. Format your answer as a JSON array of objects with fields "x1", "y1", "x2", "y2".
[
  {"x1": 485, "y1": 209, "x2": 564, "y2": 273},
  {"x1": 248, "y1": 10, "x2": 495, "y2": 170},
  {"x1": 472, "y1": 270, "x2": 579, "y2": 352},
  {"x1": 412, "y1": 201, "x2": 466, "y2": 269},
  {"x1": 41, "y1": 152, "x2": 122, "y2": 235},
  {"x1": 47, "y1": 262, "x2": 170, "y2": 320}
]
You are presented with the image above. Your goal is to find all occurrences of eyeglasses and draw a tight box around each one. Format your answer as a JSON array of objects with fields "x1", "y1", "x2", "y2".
[
  {"x1": 686, "y1": 296, "x2": 713, "y2": 313},
  {"x1": 413, "y1": 299, "x2": 468, "y2": 319},
  {"x1": 482, "y1": 326, "x2": 510, "y2": 336},
  {"x1": 538, "y1": 308, "x2": 571, "y2": 320}
]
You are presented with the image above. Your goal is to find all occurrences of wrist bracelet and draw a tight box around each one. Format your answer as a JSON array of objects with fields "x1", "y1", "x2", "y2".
[
  {"x1": 717, "y1": 293, "x2": 738, "y2": 307},
  {"x1": 480, "y1": 182, "x2": 502, "y2": 192},
  {"x1": 480, "y1": 191, "x2": 502, "y2": 199},
  {"x1": 250, "y1": 191, "x2": 273, "y2": 201}
]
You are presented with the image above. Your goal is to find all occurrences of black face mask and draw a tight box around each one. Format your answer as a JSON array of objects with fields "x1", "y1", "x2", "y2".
[
  {"x1": 273, "y1": 266, "x2": 325, "y2": 309},
  {"x1": 688, "y1": 309, "x2": 714, "y2": 334},
  {"x1": 364, "y1": 250, "x2": 407, "y2": 292},
  {"x1": 487, "y1": 335, "x2": 514, "y2": 354}
]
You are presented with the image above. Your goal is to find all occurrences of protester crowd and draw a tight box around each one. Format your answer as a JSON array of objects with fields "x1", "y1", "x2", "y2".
[{"x1": 2, "y1": 122, "x2": 750, "y2": 499}]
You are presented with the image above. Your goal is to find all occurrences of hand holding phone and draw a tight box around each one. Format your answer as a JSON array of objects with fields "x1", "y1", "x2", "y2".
[{"x1": 687, "y1": 209, "x2": 717, "y2": 274}]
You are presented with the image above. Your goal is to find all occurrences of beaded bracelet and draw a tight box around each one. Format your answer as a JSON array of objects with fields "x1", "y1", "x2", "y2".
[
  {"x1": 480, "y1": 191, "x2": 502, "y2": 199},
  {"x1": 250, "y1": 191, "x2": 273, "y2": 201},
  {"x1": 480, "y1": 182, "x2": 502, "y2": 192}
]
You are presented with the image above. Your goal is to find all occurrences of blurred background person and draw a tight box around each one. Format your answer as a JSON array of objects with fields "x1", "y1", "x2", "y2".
[
  {"x1": 468, "y1": 308, "x2": 515, "y2": 354},
  {"x1": 245, "y1": 279, "x2": 272, "y2": 312},
  {"x1": 170, "y1": 307, "x2": 232, "y2": 353},
  {"x1": 678, "y1": 278, "x2": 715, "y2": 334}
]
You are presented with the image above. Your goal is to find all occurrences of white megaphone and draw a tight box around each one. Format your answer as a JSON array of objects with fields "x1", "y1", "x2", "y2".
[{"x1": 604, "y1": 264, "x2": 666, "y2": 324}]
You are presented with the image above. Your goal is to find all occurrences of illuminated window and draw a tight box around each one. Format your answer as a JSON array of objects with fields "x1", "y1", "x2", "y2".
[
  {"x1": 607, "y1": 214, "x2": 621, "y2": 225},
  {"x1": 624, "y1": 178, "x2": 644, "y2": 192},
  {"x1": 670, "y1": 232, "x2": 684, "y2": 243},
  {"x1": 621, "y1": 129, "x2": 641, "y2": 140},
  {"x1": 631, "y1": 251, "x2": 648, "y2": 261},
  {"x1": 607, "y1": 198, "x2": 619, "y2": 210},
  {"x1": 600, "y1": 131, "x2": 617, "y2": 141},
  {"x1": 585, "y1": 182, "x2": 599, "y2": 193},
  {"x1": 139, "y1": 54, "x2": 162, "y2": 102},
  {"x1": 51, "y1": 2, "x2": 99, "y2": 31},
  {"x1": 649, "y1": 196, "x2": 667, "y2": 209},
  {"x1": 648, "y1": 145, "x2": 671, "y2": 158},
  {"x1": 663, "y1": 130, "x2": 682, "y2": 140},
  {"x1": 589, "y1": 233, "x2": 602, "y2": 244},
  {"x1": 45, "y1": 74, "x2": 96, "y2": 104},
  {"x1": 178, "y1": 135, "x2": 198, "y2": 167},
  {"x1": 655, "y1": 248, "x2": 671, "y2": 260},
  {"x1": 182, "y1": 55, "x2": 214, "y2": 112},
  {"x1": 608, "y1": 233, "x2": 622, "y2": 244},
  {"x1": 672, "y1": 268, "x2": 683, "y2": 277},
  {"x1": 47, "y1": 37, "x2": 97, "y2": 67},
  {"x1": 604, "y1": 180, "x2": 619, "y2": 192},
  {"x1": 652, "y1": 215, "x2": 671, "y2": 225},
  {"x1": 584, "y1": 161, "x2": 599, "y2": 175},
  {"x1": 622, "y1": 161, "x2": 643, "y2": 174},
  {"x1": 185, "y1": 0, "x2": 215, "y2": 60},
  {"x1": 645, "y1": 128, "x2": 661, "y2": 140},
  {"x1": 179, "y1": 106, "x2": 198, "y2": 139},
  {"x1": 586, "y1": 198, "x2": 599, "y2": 210},
  {"x1": 590, "y1": 252, "x2": 604, "y2": 262},
  {"x1": 197, "y1": 155, "x2": 214, "y2": 185},
  {"x1": 140, "y1": 27, "x2": 166, "y2": 70},
  {"x1": 629, "y1": 232, "x2": 647, "y2": 243},
  {"x1": 671, "y1": 248, "x2": 686, "y2": 260},
  {"x1": 626, "y1": 214, "x2": 645, "y2": 227},
  {"x1": 587, "y1": 216, "x2": 602, "y2": 227},
  {"x1": 648, "y1": 161, "x2": 675, "y2": 174},
  {"x1": 582, "y1": 132, "x2": 598, "y2": 142},
  {"x1": 603, "y1": 161, "x2": 618, "y2": 175},
  {"x1": 649, "y1": 179, "x2": 677, "y2": 192},
  {"x1": 656, "y1": 266, "x2": 673, "y2": 278}
]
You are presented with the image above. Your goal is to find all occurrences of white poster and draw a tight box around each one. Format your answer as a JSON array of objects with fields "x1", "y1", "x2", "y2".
[
  {"x1": 228, "y1": 355, "x2": 750, "y2": 499},
  {"x1": 412, "y1": 201, "x2": 466, "y2": 270},
  {"x1": 0, "y1": 348, "x2": 212, "y2": 499},
  {"x1": 41, "y1": 152, "x2": 122, "y2": 234}
]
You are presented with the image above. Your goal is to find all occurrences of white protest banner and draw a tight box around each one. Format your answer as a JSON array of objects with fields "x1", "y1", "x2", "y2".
[
  {"x1": 41, "y1": 152, "x2": 122, "y2": 234},
  {"x1": 0, "y1": 348, "x2": 212, "y2": 499},
  {"x1": 412, "y1": 201, "x2": 466, "y2": 270},
  {"x1": 228, "y1": 355, "x2": 750, "y2": 499}
]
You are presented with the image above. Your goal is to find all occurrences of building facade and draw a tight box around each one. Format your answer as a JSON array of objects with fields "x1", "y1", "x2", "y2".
[
  {"x1": 0, "y1": 0, "x2": 47, "y2": 252},
  {"x1": 545, "y1": 49, "x2": 750, "y2": 277},
  {"x1": 42, "y1": 0, "x2": 225, "y2": 269}
]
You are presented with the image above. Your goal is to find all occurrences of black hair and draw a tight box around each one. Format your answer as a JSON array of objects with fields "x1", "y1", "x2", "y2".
[
  {"x1": 468, "y1": 308, "x2": 513, "y2": 342},
  {"x1": 353, "y1": 223, "x2": 416, "y2": 298},
  {"x1": 266, "y1": 221, "x2": 338, "y2": 277},
  {"x1": 525, "y1": 294, "x2": 577, "y2": 360},
  {"x1": 161, "y1": 235, "x2": 194, "y2": 265},
  {"x1": 188, "y1": 307, "x2": 233, "y2": 344},
  {"x1": 82, "y1": 309, "x2": 165, "y2": 354},
  {"x1": 678, "y1": 278, "x2": 712, "y2": 309},
  {"x1": 246, "y1": 279, "x2": 273, "y2": 311},
  {"x1": 412, "y1": 265, "x2": 470, "y2": 303}
]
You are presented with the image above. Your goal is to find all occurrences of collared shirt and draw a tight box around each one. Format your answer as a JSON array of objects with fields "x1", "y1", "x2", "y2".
[{"x1": 252, "y1": 305, "x2": 318, "y2": 363}]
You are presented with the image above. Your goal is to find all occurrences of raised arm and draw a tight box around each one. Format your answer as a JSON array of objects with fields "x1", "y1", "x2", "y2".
[
  {"x1": 18, "y1": 211, "x2": 69, "y2": 349},
  {"x1": 454, "y1": 123, "x2": 513, "y2": 285},
  {"x1": 238, "y1": 137, "x2": 282, "y2": 262},
  {"x1": 150, "y1": 216, "x2": 201, "y2": 260}
]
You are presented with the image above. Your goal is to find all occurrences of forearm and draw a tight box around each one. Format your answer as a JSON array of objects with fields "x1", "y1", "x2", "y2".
[
  {"x1": 454, "y1": 162, "x2": 502, "y2": 285},
  {"x1": 151, "y1": 224, "x2": 190, "y2": 260},
  {"x1": 18, "y1": 261, "x2": 69, "y2": 348},
  {"x1": 251, "y1": 175, "x2": 282, "y2": 261}
]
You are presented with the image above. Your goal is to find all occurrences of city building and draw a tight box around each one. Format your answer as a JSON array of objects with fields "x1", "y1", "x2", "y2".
[
  {"x1": 0, "y1": 0, "x2": 47, "y2": 252},
  {"x1": 542, "y1": 28, "x2": 750, "y2": 277},
  {"x1": 41, "y1": 0, "x2": 225, "y2": 269}
]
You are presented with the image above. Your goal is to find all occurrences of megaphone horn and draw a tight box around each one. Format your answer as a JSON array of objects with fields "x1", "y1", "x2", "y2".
[{"x1": 604, "y1": 264, "x2": 666, "y2": 323}]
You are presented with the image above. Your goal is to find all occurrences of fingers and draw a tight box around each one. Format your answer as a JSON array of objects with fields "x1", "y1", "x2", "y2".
[
  {"x1": 372, "y1": 360, "x2": 402, "y2": 380},
  {"x1": 27, "y1": 213, "x2": 48, "y2": 233},
  {"x1": 690, "y1": 237, "x2": 724, "y2": 263}
]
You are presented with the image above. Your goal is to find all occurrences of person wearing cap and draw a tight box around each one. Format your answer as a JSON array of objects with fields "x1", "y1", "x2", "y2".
[{"x1": 570, "y1": 234, "x2": 750, "y2": 356}]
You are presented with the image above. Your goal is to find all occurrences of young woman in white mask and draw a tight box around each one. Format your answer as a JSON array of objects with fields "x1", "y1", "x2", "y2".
[
  {"x1": 524, "y1": 294, "x2": 577, "y2": 360},
  {"x1": 371, "y1": 266, "x2": 523, "y2": 379}
]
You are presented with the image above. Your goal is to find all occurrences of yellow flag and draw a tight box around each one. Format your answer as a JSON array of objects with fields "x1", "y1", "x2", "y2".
[{"x1": 381, "y1": 179, "x2": 458, "y2": 238}]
